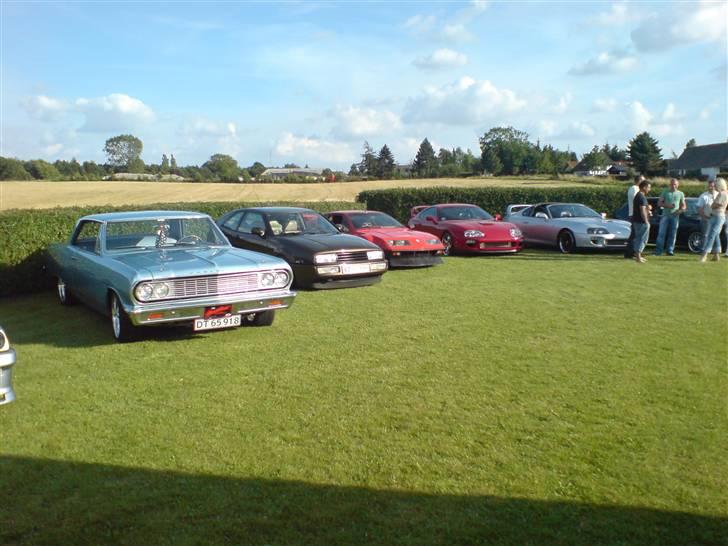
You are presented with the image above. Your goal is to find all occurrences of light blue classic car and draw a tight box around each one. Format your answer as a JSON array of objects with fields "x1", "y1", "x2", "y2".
[
  {"x1": 0, "y1": 325, "x2": 16, "y2": 405},
  {"x1": 47, "y1": 211, "x2": 296, "y2": 341}
]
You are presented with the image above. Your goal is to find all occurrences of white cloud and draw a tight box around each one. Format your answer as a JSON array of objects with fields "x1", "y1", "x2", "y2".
[
  {"x1": 440, "y1": 23, "x2": 474, "y2": 43},
  {"x1": 42, "y1": 143, "x2": 64, "y2": 155},
  {"x1": 403, "y1": 14, "x2": 436, "y2": 33},
  {"x1": 404, "y1": 1, "x2": 487, "y2": 43},
  {"x1": 629, "y1": 101, "x2": 684, "y2": 137},
  {"x1": 569, "y1": 49, "x2": 638, "y2": 75},
  {"x1": 630, "y1": 101, "x2": 653, "y2": 132},
  {"x1": 539, "y1": 120, "x2": 557, "y2": 137},
  {"x1": 593, "y1": 98, "x2": 617, "y2": 112},
  {"x1": 404, "y1": 77, "x2": 526, "y2": 126},
  {"x1": 564, "y1": 122, "x2": 596, "y2": 138},
  {"x1": 413, "y1": 48, "x2": 468, "y2": 70},
  {"x1": 75, "y1": 93, "x2": 155, "y2": 132},
  {"x1": 631, "y1": 1, "x2": 727, "y2": 52},
  {"x1": 699, "y1": 102, "x2": 718, "y2": 121},
  {"x1": 275, "y1": 133, "x2": 354, "y2": 164},
  {"x1": 180, "y1": 116, "x2": 240, "y2": 157},
  {"x1": 588, "y1": 2, "x2": 629, "y2": 25},
  {"x1": 552, "y1": 92, "x2": 573, "y2": 114},
  {"x1": 331, "y1": 105, "x2": 401, "y2": 139},
  {"x1": 21, "y1": 95, "x2": 69, "y2": 121},
  {"x1": 537, "y1": 120, "x2": 595, "y2": 139}
]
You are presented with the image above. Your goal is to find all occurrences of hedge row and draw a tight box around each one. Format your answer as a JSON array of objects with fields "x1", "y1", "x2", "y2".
[
  {"x1": 0, "y1": 201, "x2": 363, "y2": 297},
  {"x1": 356, "y1": 184, "x2": 705, "y2": 223}
]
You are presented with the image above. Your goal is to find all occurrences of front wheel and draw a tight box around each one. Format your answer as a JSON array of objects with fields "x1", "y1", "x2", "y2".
[
  {"x1": 558, "y1": 230, "x2": 576, "y2": 254},
  {"x1": 687, "y1": 231, "x2": 703, "y2": 253},
  {"x1": 110, "y1": 293, "x2": 136, "y2": 342},
  {"x1": 243, "y1": 310, "x2": 275, "y2": 327},
  {"x1": 441, "y1": 232, "x2": 454, "y2": 256}
]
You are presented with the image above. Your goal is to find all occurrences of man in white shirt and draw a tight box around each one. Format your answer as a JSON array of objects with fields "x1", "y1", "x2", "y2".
[
  {"x1": 624, "y1": 175, "x2": 645, "y2": 258},
  {"x1": 696, "y1": 179, "x2": 717, "y2": 253}
]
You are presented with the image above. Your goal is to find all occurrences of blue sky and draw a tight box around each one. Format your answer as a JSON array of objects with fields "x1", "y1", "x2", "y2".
[{"x1": 2, "y1": 0, "x2": 726, "y2": 170}]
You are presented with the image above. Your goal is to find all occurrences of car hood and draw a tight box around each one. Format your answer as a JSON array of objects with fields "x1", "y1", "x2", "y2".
[
  {"x1": 359, "y1": 227, "x2": 440, "y2": 242},
  {"x1": 552, "y1": 217, "x2": 631, "y2": 232},
  {"x1": 110, "y1": 246, "x2": 288, "y2": 280},
  {"x1": 276, "y1": 233, "x2": 379, "y2": 253}
]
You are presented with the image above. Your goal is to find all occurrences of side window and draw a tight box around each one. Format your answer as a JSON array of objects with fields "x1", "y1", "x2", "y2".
[
  {"x1": 222, "y1": 211, "x2": 244, "y2": 230},
  {"x1": 419, "y1": 206, "x2": 438, "y2": 220},
  {"x1": 534, "y1": 205, "x2": 549, "y2": 218},
  {"x1": 239, "y1": 212, "x2": 266, "y2": 234},
  {"x1": 329, "y1": 214, "x2": 343, "y2": 224},
  {"x1": 328, "y1": 214, "x2": 348, "y2": 232},
  {"x1": 72, "y1": 221, "x2": 101, "y2": 253}
]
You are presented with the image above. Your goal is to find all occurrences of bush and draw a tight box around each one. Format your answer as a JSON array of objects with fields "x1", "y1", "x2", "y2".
[
  {"x1": 356, "y1": 184, "x2": 705, "y2": 223},
  {"x1": 0, "y1": 200, "x2": 363, "y2": 297}
]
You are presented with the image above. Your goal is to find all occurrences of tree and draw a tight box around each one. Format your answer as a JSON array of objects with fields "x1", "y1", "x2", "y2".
[
  {"x1": 685, "y1": 138, "x2": 696, "y2": 149},
  {"x1": 377, "y1": 144, "x2": 395, "y2": 179},
  {"x1": 628, "y1": 132, "x2": 662, "y2": 175},
  {"x1": 479, "y1": 126, "x2": 531, "y2": 175},
  {"x1": 170, "y1": 154, "x2": 178, "y2": 174},
  {"x1": 161, "y1": 154, "x2": 170, "y2": 174},
  {"x1": 0, "y1": 157, "x2": 32, "y2": 180},
  {"x1": 348, "y1": 163, "x2": 360, "y2": 176},
  {"x1": 481, "y1": 147, "x2": 502, "y2": 175},
  {"x1": 202, "y1": 154, "x2": 240, "y2": 182},
  {"x1": 359, "y1": 141, "x2": 378, "y2": 177},
  {"x1": 601, "y1": 142, "x2": 627, "y2": 161},
  {"x1": 24, "y1": 159, "x2": 61, "y2": 180},
  {"x1": 581, "y1": 145, "x2": 611, "y2": 170},
  {"x1": 103, "y1": 134, "x2": 143, "y2": 171},
  {"x1": 249, "y1": 161, "x2": 266, "y2": 178},
  {"x1": 413, "y1": 138, "x2": 437, "y2": 177}
]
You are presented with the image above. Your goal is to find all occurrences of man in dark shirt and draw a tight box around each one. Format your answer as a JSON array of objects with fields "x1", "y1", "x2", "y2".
[
  {"x1": 624, "y1": 175, "x2": 645, "y2": 258},
  {"x1": 632, "y1": 180, "x2": 651, "y2": 263}
]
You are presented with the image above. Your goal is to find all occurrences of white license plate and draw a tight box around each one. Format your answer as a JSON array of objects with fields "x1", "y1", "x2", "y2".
[
  {"x1": 342, "y1": 263, "x2": 371, "y2": 275},
  {"x1": 194, "y1": 314, "x2": 241, "y2": 331}
]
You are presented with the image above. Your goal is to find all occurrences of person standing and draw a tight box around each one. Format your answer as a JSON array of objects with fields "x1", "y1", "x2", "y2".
[
  {"x1": 700, "y1": 178, "x2": 728, "y2": 262},
  {"x1": 696, "y1": 179, "x2": 717, "y2": 252},
  {"x1": 633, "y1": 180, "x2": 652, "y2": 263},
  {"x1": 654, "y1": 178, "x2": 686, "y2": 256},
  {"x1": 624, "y1": 175, "x2": 645, "y2": 258}
]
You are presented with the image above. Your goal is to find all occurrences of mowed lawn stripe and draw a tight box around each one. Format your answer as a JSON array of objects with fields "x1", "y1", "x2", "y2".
[{"x1": 1, "y1": 251, "x2": 725, "y2": 544}]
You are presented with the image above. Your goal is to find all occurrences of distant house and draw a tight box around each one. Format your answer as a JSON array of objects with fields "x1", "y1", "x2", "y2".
[
  {"x1": 260, "y1": 168, "x2": 323, "y2": 181},
  {"x1": 668, "y1": 142, "x2": 728, "y2": 179},
  {"x1": 607, "y1": 162, "x2": 628, "y2": 176},
  {"x1": 396, "y1": 163, "x2": 413, "y2": 177},
  {"x1": 573, "y1": 159, "x2": 608, "y2": 177}
]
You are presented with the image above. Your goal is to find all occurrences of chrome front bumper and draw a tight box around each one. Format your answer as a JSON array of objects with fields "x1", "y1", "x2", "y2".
[
  {"x1": 126, "y1": 289, "x2": 296, "y2": 326},
  {"x1": 0, "y1": 348, "x2": 17, "y2": 405}
]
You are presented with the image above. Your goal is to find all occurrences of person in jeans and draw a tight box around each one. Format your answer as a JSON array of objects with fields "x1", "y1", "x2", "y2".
[
  {"x1": 632, "y1": 180, "x2": 652, "y2": 263},
  {"x1": 624, "y1": 175, "x2": 645, "y2": 258},
  {"x1": 696, "y1": 179, "x2": 717, "y2": 252},
  {"x1": 654, "y1": 178, "x2": 686, "y2": 256},
  {"x1": 700, "y1": 177, "x2": 728, "y2": 262}
]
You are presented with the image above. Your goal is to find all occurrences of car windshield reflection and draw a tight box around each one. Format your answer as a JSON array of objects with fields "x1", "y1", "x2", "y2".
[
  {"x1": 105, "y1": 217, "x2": 228, "y2": 250},
  {"x1": 439, "y1": 206, "x2": 492, "y2": 221},
  {"x1": 547, "y1": 204, "x2": 601, "y2": 219},
  {"x1": 349, "y1": 212, "x2": 403, "y2": 229},
  {"x1": 267, "y1": 212, "x2": 339, "y2": 236}
]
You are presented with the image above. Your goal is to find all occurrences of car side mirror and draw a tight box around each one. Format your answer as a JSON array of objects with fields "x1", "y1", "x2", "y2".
[
  {"x1": 601, "y1": 212, "x2": 607, "y2": 219},
  {"x1": 335, "y1": 224, "x2": 348, "y2": 233},
  {"x1": 426, "y1": 216, "x2": 437, "y2": 223},
  {"x1": 494, "y1": 213, "x2": 502, "y2": 221},
  {"x1": 251, "y1": 227, "x2": 265, "y2": 238},
  {"x1": 535, "y1": 212, "x2": 548, "y2": 220}
]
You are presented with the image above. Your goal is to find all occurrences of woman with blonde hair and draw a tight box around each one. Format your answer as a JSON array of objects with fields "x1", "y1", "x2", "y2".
[{"x1": 700, "y1": 177, "x2": 728, "y2": 262}]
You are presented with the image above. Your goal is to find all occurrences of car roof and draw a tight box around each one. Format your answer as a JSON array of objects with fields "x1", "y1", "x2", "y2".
[
  {"x1": 83, "y1": 210, "x2": 208, "y2": 222},
  {"x1": 328, "y1": 210, "x2": 390, "y2": 215},
  {"x1": 232, "y1": 206, "x2": 316, "y2": 214}
]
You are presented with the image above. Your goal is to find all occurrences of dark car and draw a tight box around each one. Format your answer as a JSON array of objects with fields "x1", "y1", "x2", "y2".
[
  {"x1": 614, "y1": 197, "x2": 726, "y2": 253},
  {"x1": 218, "y1": 207, "x2": 388, "y2": 289}
]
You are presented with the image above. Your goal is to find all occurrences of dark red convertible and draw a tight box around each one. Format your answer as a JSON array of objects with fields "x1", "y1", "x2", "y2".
[{"x1": 408, "y1": 204, "x2": 523, "y2": 255}]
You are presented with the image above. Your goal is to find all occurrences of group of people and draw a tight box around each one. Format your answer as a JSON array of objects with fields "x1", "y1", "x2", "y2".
[{"x1": 623, "y1": 174, "x2": 728, "y2": 263}]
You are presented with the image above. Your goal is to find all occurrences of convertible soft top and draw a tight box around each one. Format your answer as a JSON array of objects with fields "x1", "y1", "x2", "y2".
[{"x1": 81, "y1": 210, "x2": 207, "y2": 223}]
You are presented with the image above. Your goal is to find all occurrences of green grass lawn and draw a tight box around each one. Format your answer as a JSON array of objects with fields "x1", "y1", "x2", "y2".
[{"x1": 1, "y1": 250, "x2": 726, "y2": 544}]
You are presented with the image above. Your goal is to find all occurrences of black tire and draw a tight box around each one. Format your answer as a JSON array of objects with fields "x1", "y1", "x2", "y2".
[
  {"x1": 687, "y1": 231, "x2": 703, "y2": 254},
  {"x1": 557, "y1": 230, "x2": 576, "y2": 254},
  {"x1": 441, "y1": 232, "x2": 454, "y2": 256},
  {"x1": 243, "y1": 310, "x2": 275, "y2": 327},
  {"x1": 57, "y1": 277, "x2": 77, "y2": 305},
  {"x1": 110, "y1": 292, "x2": 136, "y2": 342}
]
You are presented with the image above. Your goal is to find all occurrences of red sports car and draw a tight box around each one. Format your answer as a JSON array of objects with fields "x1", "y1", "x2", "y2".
[
  {"x1": 326, "y1": 210, "x2": 445, "y2": 267},
  {"x1": 408, "y1": 203, "x2": 523, "y2": 255}
]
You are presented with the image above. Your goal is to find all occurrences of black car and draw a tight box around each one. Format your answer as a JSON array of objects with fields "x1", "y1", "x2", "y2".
[
  {"x1": 218, "y1": 207, "x2": 388, "y2": 289},
  {"x1": 614, "y1": 197, "x2": 726, "y2": 253}
]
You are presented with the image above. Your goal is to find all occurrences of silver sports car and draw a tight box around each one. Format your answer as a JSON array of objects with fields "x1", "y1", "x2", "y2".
[{"x1": 505, "y1": 203, "x2": 631, "y2": 253}]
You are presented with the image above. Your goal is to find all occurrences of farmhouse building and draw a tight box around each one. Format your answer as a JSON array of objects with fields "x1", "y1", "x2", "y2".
[
  {"x1": 260, "y1": 168, "x2": 323, "y2": 180},
  {"x1": 668, "y1": 142, "x2": 728, "y2": 179}
]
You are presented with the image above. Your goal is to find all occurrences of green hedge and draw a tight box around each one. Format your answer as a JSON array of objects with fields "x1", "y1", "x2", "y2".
[
  {"x1": 357, "y1": 185, "x2": 705, "y2": 223},
  {"x1": 0, "y1": 201, "x2": 363, "y2": 297}
]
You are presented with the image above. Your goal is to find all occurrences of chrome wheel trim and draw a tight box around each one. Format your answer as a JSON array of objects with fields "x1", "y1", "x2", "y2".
[
  {"x1": 442, "y1": 233, "x2": 453, "y2": 255},
  {"x1": 57, "y1": 278, "x2": 67, "y2": 302},
  {"x1": 111, "y1": 296, "x2": 121, "y2": 339},
  {"x1": 558, "y1": 231, "x2": 574, "y2": 253},
  {"x1": 688, "y1": 232, "x2": 703, "y2": 253}
]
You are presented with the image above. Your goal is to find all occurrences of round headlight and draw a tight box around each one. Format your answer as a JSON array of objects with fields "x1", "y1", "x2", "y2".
[
  {"x1": 135, "y1": 283, "x2": 154, "y2": 301},
  {"x1": 0, "y1": 329, "x2": 8, "y2": 352},
  {"x1": 261, "y1": 272, "x2": 275, "y2": 287},
  {"x1": 510, "y1": 228, "x2": 522, "y2": 238},
  {"x1": 275, "y1": 271, "x2": 289, "y2": 286},
  {"x1": 154, "y1": 283, "x2": 170, "y2": 298}
]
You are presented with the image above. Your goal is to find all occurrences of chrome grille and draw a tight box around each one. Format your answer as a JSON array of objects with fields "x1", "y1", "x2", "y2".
[
  {"x1": 336, "y1": 250, "x2": 370, "y2": 263},
  {"x1": 169, "y1": 273, "x2": 259, "y2": 299}
]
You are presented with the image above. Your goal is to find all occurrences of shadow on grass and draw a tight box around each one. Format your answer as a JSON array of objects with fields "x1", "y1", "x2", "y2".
[{"x1": 1, "y1": 456, "x2": 724, "y2": 545}]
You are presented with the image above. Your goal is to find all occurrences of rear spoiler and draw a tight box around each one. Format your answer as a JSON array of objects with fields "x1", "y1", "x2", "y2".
[{"x1": 410, "y1": 205, "x2": 429, "y2": 218}]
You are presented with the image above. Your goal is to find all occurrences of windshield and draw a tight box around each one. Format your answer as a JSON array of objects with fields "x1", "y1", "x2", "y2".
[
  {"x1": 267, "y1": 211, "x2": 339, "y2": 236},
  {"x1": 349, "y1": 212, "x2": 403, "y2": 229},
  {"x1": 547, "y1": 204, "x2": 601, "y2": 219},
  {"x1": 439, "y1": 206, "x2": 492, "y2": 221},
  {"x1": 105, "y1": 217, "x2": 228, "y2": 250}
]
